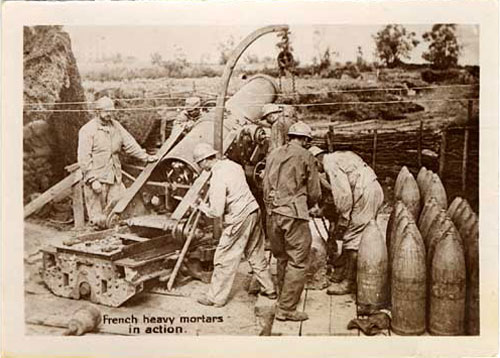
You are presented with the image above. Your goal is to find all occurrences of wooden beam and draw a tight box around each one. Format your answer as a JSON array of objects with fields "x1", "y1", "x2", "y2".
[
  {"x1": 24, "y1": 169, "x2": 82, "y2": 218},
  {"x1": 418, "y1": 119, "x2": 423, "y2": 168},
  {"x1": 72, "y1": 179, "x2": 85, "y2": 229},
  {"x1": 171, "y1": 170, "x2": 211, "y2": 221},
  {"x1": 439, "y1": 128, "x2": 447, "y2": 178}
]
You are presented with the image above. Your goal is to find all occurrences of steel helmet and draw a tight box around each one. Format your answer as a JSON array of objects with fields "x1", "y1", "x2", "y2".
[
  {"x1": 309, "y1": 145, "x2": 326, "y2": 157},
  {"x1": 193, "y1": 143, "x2": 218, "y2": 163},
  {"x1": 288, "y1": 121, "x2": 313, "y2": 139},
  {"x1": 94, "y1": 96, "x2": 115, "y2": 110},
  {"x1": 261, "y1": 103, "x2": 282, "y2": 118},
  {"x1": 186, "y1": 97, "x2": 202, "y2": 110}
]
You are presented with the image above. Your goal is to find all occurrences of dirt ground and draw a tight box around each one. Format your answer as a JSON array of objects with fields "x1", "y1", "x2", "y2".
[
  {"x1": 24, "y1": 220, "x2": 264, "y2": 336},
  {"x1": 24, "y1": 211, "x2": 391, "y2": 337}
]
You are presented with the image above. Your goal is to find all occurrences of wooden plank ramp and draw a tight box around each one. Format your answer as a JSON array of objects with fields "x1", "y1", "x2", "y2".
[
  {"x1": 300, "y1": 290, "x2": 330, "y2": 335},
  {"x1": 329, "y1": 295, "x2": 359, "y2": 336}
]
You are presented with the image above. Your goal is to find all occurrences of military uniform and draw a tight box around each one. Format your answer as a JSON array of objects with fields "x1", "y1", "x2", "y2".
[
  {"x1": 78, "y1": 118, "x2": 149, "y2": 224},
  {"x1": 172, "y1": 110, "x2": 199, "y2": 131},
  {"x1": 263, "y1": 143, "x2": 321, "y2": 315},
  {"x1": 202, "y1": 159, "x2": 275, "y2": 306},
  {"x1": 322, "y1": 151, "x2": 384, "y2": 251}
]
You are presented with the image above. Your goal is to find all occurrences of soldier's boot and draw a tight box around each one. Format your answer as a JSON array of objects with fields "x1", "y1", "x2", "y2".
[
  {"x1": 326, "y1": 250, "x2": 357, "y2": 296},
  {"x1": 275, "y1": 310, "x2": 309, "y2": 322},
  {"x1": 329, "y1": 260, "x2": 346, "y2": 283}
]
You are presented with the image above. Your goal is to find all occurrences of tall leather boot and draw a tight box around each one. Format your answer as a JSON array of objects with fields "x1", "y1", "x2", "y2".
[
  {"x1": 326, "y1": 250, "x2": 357, "y2": 295},
  {"x1": 329, "y1": 251, "x2": 347, "y2": 283}
]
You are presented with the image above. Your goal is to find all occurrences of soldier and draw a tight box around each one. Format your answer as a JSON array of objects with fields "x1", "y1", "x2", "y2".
[
  {"x1": 261, "y1": 104, "x2": 298, "y2": 152},
  {"x1": 263, "y1": 121, "x2": 321, "y2": 321},
  {"x1": 193, "y1": 143, "x2": 276, "y2": 307},
  {"x1": 173, "y1": 96, "x2": 202, "y2": 132},
  {"x1": 78, "y1": 96, "x2": 157, "y2": 227},
  {"x1": 309, "y1": 146, "x2": 384, "y2": 295}
]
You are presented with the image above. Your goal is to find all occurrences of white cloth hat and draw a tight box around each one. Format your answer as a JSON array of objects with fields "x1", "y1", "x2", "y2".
[
  {"x1": 185, "y1": 97, "x2": 202, "y2": 109},
  {"x1": 94, "y1": 96, "x2": 114, "y2": 110}
]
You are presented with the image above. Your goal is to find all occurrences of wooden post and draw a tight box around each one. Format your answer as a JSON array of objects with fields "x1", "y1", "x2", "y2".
[
  {"x1": 462, "y1": 126, "x2": 470, "y2": 193},
  {"x1": 372, "y1": 129, "x2": 378, "y2": 171},
  {"x1": 439, "y1": 128, "x2": 447, "y2": 179},
  {"x1": 72, "y1": 179, "x2": 85, "y2": 229},
  {"x1": 468, "y1": 100, "x2": 474, "y2": 124},
  {"x1": 462, "y1": 100, "x2": 473, "y2": 193},
  {"x1": 417, "y1": 119, "x2": 423, "y2": 168},
  {"x1": 327, "y1": 126, "x2": 334, "y2": 152}
]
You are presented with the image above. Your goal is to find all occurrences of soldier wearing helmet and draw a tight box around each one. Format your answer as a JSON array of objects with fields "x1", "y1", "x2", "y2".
[
  {"x1": 261, "y1": 104, "x2": 298, "y2": 152},
  {"x1": 78, "y1": 96, "x2": 157, "y2": 228},
  {"x1": 262, "y1": 121, "x2": 321, "y2": 322},
  {"x1": 193, "y1": 143, "x2": 276, "y2": 307},
  {"x1": 173, "y1": 96, "x2": 202, "y2": 132},
  {"x1": 308, "y1": 145, "x2": 384, "y2": 296}
]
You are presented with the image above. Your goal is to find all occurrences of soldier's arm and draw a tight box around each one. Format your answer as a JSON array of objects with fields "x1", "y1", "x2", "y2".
[
  {"x1": 325, "y1": 161, "x2": 352, "y2": 228},
  {"x1": 203, "y1": 169, "x2": 226, "y2": 218},
  {"x1": 117, "y1": 122, "x2": 149, "y2": 161},
  {"x1": 77, "y1": 127, "x2": 94, "y2": 183},
  {"x1": 307, "y1": 154, "x2": 322, "y2": 207}
]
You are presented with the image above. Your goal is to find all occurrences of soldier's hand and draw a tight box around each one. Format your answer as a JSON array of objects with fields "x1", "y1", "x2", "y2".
[
  {"x1": 91, "y1": 180, "x2": 103, "y2": 194},
  {"x1": 309, "y1": 204, "x2": 323, "y2": 217},
  {"x1": 197, "y1": 202, "x2": 210, "y2": 215},
  {"x1": 146, "y1": 155, "x2": 159, "y2": 163}
]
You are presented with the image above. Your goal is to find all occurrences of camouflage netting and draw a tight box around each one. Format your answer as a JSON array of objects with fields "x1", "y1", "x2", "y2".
[{"x1": 23, "y1": 26, "x2": 90, "y2": 202}]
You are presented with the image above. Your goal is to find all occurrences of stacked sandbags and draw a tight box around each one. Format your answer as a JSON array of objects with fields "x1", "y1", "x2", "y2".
[{"x1": 24, "y1": 26, "x2": 90, "y2": 199}]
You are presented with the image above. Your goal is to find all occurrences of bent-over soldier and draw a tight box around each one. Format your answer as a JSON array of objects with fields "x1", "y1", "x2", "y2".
[
  {"x1": 263, "y1": 121, "x2": 321, "y2": 321},
  {"x1": 194, "y1": 143, "x2": 276, "y2": 307},
  {"x1": 309, "y1": 146, "x2": 384, "y2": 295},
  {"x1": 78, "y1": 96, "x2": 157, "y2": 227}
]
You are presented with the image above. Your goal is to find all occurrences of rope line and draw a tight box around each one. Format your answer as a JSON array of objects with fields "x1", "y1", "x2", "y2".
[
  {"x1": 23, "y1": 83, "x2": 478, "y2": 107},
  {"x1": 24, "y1": 97, "x2": 479, "y2": 113}
]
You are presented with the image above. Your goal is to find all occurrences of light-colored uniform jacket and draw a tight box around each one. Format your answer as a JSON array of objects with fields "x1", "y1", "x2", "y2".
[
  {"x1": 78, "y1": 118, "x2": 148, "y2": 184},
  {"x1": 203, "y1": 159, "x2": 258, "y2": 225},
  {"x1": 323, "y1": 151, "x2": 384, "y2": 250}
]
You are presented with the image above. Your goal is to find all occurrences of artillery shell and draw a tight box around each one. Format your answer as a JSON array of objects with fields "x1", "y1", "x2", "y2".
[
  {"x1": 386, "y1": 201, "x2": 405, "y2": 257},
  {"x1": 358, "y1": 220, "x2": 389, "y2": 309},
  {"x1": 447, "y1": 197, "x2": 464, "y2": 220},
  {"x1": 429, "y1": 231, "x2": 466, "y2": 335},
  {"x1": 416, "y1": 167, "x2": 428, "y2": 193},
  {"x1": 396, "y1": 172, "x2": 421, "y2": 220},
  {"x1": 419, "y1": 198, "x2": 441, "y2": 240},
  {"x1": 66, "y1": 305, "x2": 102, "y2": 336},
  {"x1": 424, "y1": 173, "x2": 448, "y2": 210},
  {"x1": 391, "y1": 225, "x2": 427, "y2": 335},
  {"x1": 464, "y1": 220, "x2": 479, "y2": 335},
  {"x1": 394, "y1": 166, "x2": 411, "y2": 200}
]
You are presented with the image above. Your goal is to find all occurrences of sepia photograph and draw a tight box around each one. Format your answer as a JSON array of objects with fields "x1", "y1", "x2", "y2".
[{"x1": 2, "y1": 1, "x2": 498, "y2": 357}]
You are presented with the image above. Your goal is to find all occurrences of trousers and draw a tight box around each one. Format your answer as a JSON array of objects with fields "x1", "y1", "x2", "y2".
[
  {"x1": 207, "y1": 209, "x2": 274, "y2": 306},
  {"x1": 342, "y1": 180, "x2": 384, "y2": 250},
  {"x1": 266, "y1": 212, "x2": 312, "y2": 313},
  {"x1": 83, "y1": 181, "x2": 125, "y2": 225}
]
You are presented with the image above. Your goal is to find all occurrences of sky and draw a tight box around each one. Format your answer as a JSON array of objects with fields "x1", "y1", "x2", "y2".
[{"x1": 65, "y1": 24, "x2": 479, "y2": 66}]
